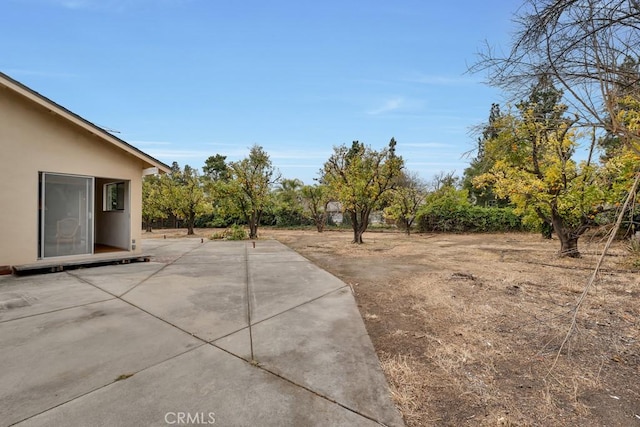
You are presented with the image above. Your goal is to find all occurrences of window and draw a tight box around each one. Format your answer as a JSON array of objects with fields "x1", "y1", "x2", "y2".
[
  {"x1": 104, "y1": 182, "x2": 125, "y2": 211},
  {"x1": 39, "y1": 172, "x2": 94, "y2": 258}
]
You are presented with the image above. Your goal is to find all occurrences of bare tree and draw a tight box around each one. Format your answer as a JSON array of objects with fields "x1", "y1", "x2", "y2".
[
  {"x1": 430, "y1": 171, "x2": 459, "y2": 192},
  {"x1": 472, "y1": 0, "x2": 640, "y2": 151}
]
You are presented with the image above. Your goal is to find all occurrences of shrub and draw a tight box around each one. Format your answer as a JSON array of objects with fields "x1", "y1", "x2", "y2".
[
  {"x1": 209, "y1": 224, "x2": 247, "y2": 240},
  {"x1": 227, "y1": 224, "x2": 247, "y2": 240},
  {"x1": 415, "y1": 187, "x2": 524, "y2": 233},
  {"x1": 416, "y1": 205, "x2": 524, "y2": 233},
  {"x1": 210, "y1": 231, "x2": 226, "y2": 240}
]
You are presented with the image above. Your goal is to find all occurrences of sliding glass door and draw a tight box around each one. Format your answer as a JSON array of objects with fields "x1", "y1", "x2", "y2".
[{"x1": 40, "y1": 173, "x2": 94, "y2": 258}]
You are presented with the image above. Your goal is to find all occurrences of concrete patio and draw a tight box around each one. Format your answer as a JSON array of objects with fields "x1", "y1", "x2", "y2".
[{"x1": 0, "y1": 239, "x2": 404, "y2": 426}]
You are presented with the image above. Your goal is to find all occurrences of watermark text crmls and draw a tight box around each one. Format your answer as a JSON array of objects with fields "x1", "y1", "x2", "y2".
[{"x1": 164, "y1": 412, "x2": 216, "y2": 425}]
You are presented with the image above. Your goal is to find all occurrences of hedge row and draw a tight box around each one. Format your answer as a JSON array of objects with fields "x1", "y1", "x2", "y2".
[{"x1": 416, "y1": 205, "x2": 524, "y2": 233}]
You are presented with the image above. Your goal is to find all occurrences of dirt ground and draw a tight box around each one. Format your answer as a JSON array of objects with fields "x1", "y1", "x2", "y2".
[{"x1": 144, "y1": 228, "x2": 640, "y2": 426}]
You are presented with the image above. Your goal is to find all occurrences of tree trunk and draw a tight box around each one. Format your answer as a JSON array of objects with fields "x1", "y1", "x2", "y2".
[
  {"x1": 404, "y1": 219, "x2": 411, "y2": 236},
  {"x1": 558, "y1": 232, "x2": 580, "y2": 257},
  {"x1": 248, "y1": 224, "x2": 257, "y2": 239},
  {"x1": 315, "y1": 213, "x2": 326, "y2": 233},
  {"x1": 144, "y1": 220, "x2": 152, "y2": 233},
  {"x1": 187, "y1": 219, "x2": 194, "y2": 235},
  {"x1": 350, "y1": 210, "x2": 369, "y2": 244},
  {"x1": 353, "y1": 227, "x2": 364, "y2": 244},
  {"x1": 248, "y1": 213, "x2": 258, "y2": 239},
  {"x1": 550, "y1": 210, "x2": 580, "y2": 257},
  {"x1": 185, "y1": 211, "x2": 195, "y2": 235}
]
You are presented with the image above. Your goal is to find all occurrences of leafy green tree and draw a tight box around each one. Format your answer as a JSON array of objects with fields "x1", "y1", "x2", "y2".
[
  {"x1": 271, "y1": 178, "x2": 306, "y2": 226},
  {"x1": 384, "y1": 171, "x2": 427, "y2": 235},
  {"x1": 228, "y1": 145, "x2": 280, "y2": 239},
  {"x1": 322, "y1": 138, "x2": 404, "y2": 244},
  {"x1": 164, "y1": 164, "x2": 211, "y2": 235},
  {"x1": 277, "y1": 178, "x2": 303, "y2": 195},
  {"x1": 202, "y1": 154, "x2": 239, "y2": 227},
  {"x1": 142, "y1": 174, "x2": 168, "y2": 232},
  {"x1": 473, "y1": 78, "x2": 609, "y2": 257},
  {"x1": 300, "y1": 184, "x2": 331, "y2": 232}
]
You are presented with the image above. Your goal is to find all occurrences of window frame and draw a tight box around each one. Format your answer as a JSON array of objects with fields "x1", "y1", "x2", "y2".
[{"x1": 104, "y1": 181, "x2": 125, "y2": 211}]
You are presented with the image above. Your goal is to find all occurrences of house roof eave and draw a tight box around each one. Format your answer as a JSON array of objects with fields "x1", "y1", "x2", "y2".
[{"x1": 0, "y1": 71, "x2": 171, "y2": 174}]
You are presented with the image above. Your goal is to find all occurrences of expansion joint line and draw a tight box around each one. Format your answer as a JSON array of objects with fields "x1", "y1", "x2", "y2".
[
  {"x1": 244, "y1": 244, "x2": 255, "y2": 362},
  {"x1": 118, "y1": 241, "x2": 205, "y2": 299}
]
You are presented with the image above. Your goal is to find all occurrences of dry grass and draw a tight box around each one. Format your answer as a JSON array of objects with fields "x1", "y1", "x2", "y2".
[
  {"x1": 262, "y1": 228, "x2": 640, "y2": 427},
  {"x1": 379, "y1": 353, "x2": 424, "y2": 424}
]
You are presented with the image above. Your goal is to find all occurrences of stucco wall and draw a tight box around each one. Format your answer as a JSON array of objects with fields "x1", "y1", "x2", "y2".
[{"x1": 0, "y1": 86, "x2": 145, "y2": 266}]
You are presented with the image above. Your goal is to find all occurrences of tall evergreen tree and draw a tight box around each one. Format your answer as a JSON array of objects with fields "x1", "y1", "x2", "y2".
[{"x1": 463, "y1": 103, "x2": 504, "y2": 206}]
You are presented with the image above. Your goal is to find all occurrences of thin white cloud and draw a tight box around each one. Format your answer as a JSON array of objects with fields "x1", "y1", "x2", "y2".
[
  {"x1": 277, "y1": 164, "x2": 322, "y2": 169},
  {"x1": 401, "y1": 142, "x2": 449, "y2": 148},
  {"x1": 44, "y1": 0, "x2": 102, "y2": 9},
  {"x1": 138, "y1": 145, "x2": 321, "y2": 163},
  {"x1": 45, "y1": 0, "x2": 189, "y2": 11},
  {"x1": 203, "y1": 143, "x2": 271, "y2": 158},
  {"x1": 406, "y1": 161, "x2": 465, "y2": 167},
  {"x1": 202, "y1": 144, "x2": 331, "y2": 161},
  {"x1": 144, "y1": 149, "x2": 213, "y2": 160},
  {"x1": 133, "y1": 142, "x2": 250, "y2": 159},
  {"x1": 405, "y1": 73, "x2": 480, "y2": 86},
  {"x1": 129, "y1": 140, "x2": 172, "y2": 146},
  {"x1": 57, "y1": 0, "x2": 89, "y2": 9},
  {"x1": 268, "y1": 149, "x2": 331, "y2": 161},
  {"x1": 367, "y1": 97, "x2": 405, "y2": 115},
  {"x1": 403, "y1": 152, "x2": 462, "y2": 159},
  {"x1": 207, "y1": 142, "x2": 239, "y2": 147}
]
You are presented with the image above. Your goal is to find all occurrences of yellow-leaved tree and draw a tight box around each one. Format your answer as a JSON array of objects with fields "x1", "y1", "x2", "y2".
[
  {"x1": 474, "y1": 77, "x2": 619, "y2": 257},
  {"x1": 322, "y1": 139, "x2": 404, "y2": 244}
]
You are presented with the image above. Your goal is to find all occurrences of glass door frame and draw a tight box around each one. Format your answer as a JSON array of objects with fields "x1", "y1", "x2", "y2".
[{"x1": 39, "y1": 172, "x2": 94, "y2": 259}]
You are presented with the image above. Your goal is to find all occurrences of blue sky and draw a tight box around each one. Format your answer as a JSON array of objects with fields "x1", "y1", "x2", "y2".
[{"x1": 2, "y1": 0, "x2": 521, "y2": 184}]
